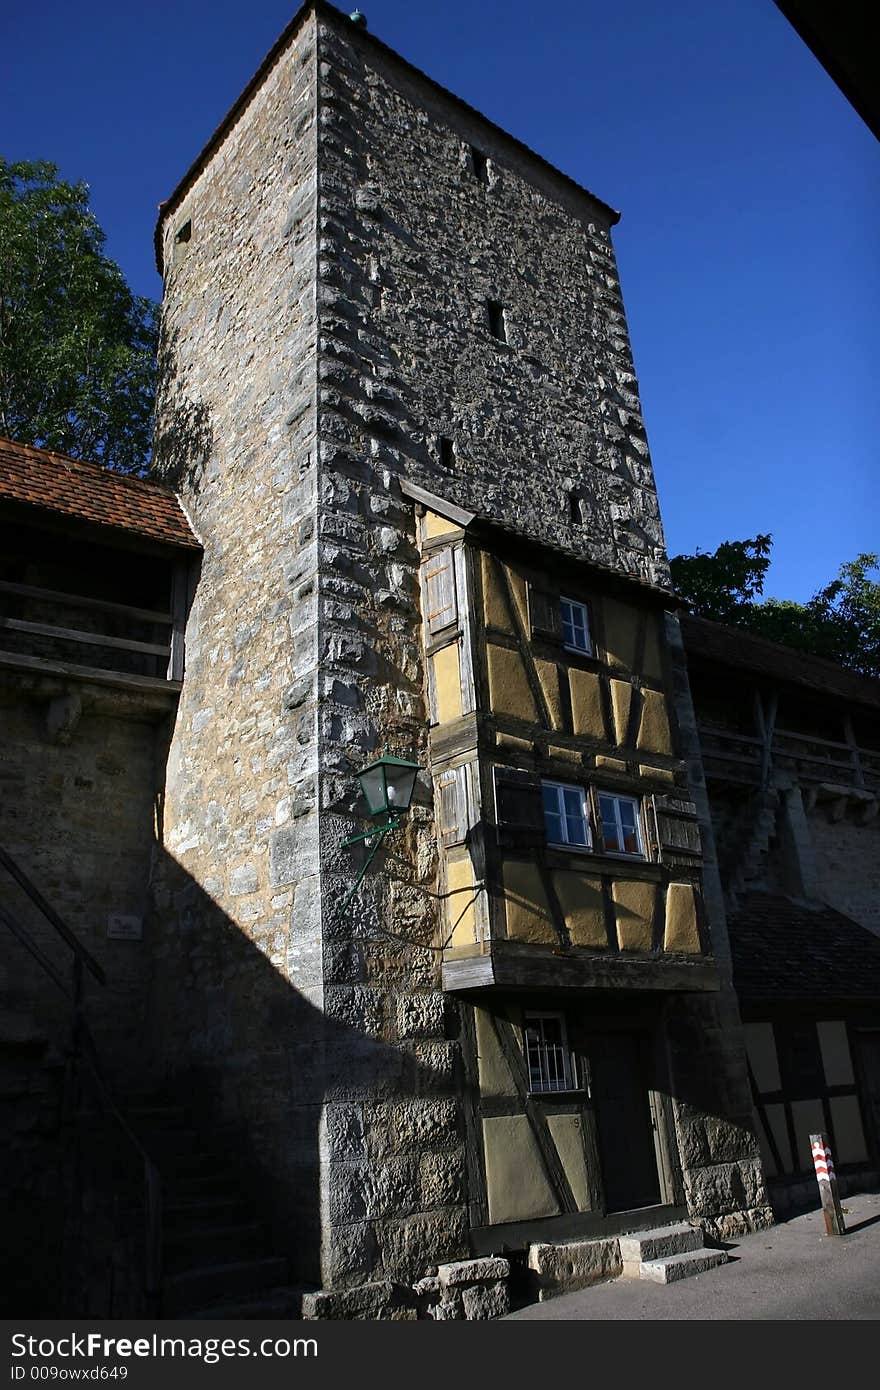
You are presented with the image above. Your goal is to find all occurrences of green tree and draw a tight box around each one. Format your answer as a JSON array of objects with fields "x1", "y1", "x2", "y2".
[
  {"x1": 0, "y1": 158, "x2": 157, "y2": 474},
  {"x1": 672, "y1": 539, "x2": 880, "y2": 679}
]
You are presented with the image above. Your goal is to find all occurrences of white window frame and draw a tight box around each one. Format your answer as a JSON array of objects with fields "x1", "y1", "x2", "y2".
[
  {"x1": 524, "y1": 1012, "x2": 576, "y2": 1094},
  {"x1": 542, "y1": 779, "x2": 592, "y2": 850},
  {"x1": 597, "y1": 790, "x2": 644, "y2": 858},
  {"x1": 560, "y1": 595, "x2": 592, "y2": 655}
]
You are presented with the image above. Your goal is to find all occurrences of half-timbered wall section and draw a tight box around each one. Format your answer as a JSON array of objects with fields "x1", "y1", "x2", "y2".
[
  {"x1": 410, "y1": 492, "x2": 714, "y2": 995},
  {"x1": 403, "y1": 487, "x2": 771, "y2": 1245}
]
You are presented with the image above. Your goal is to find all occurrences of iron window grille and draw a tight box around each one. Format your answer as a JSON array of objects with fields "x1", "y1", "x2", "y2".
[{"x1": 524, "y1": 1013, "x2": 575, "y2": 1093}]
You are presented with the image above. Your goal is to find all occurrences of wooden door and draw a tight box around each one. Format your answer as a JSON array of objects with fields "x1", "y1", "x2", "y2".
[{"x1": 588, "y1": 1031, "x2": 661, "y2": 1213}]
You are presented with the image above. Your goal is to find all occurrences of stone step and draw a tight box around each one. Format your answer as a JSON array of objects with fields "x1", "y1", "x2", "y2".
[
  {"x1": 619, "y1": 1222, "x2": 703, "y2": 1268},
  {"x1": 180, "y1": 1287, "x2": 305, "y2": 1320},
  {"x1": 639, "y1": 1248, "x2": 728, "y2": 1285},
  {"x1": 164, "y1": 1256, "x2": 290, "y2": 1315},
  {"x1": 164, "y1": 1220, "x2": 269, "y2": 1272}
]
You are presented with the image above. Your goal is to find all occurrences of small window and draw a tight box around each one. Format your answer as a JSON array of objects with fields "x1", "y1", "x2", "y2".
[
  {"x1": 486, "y1": 300, "x2": 506, "y2": 342},
  {"x1": 470, "y1": 146, "x2": 489, "y2": 183},
  {"x1": 560, "y1": 596, "x2": 592, "y2": 654},
  {"x1": 439, "y1": 435, "x2": 455, "y2": 469},
  {"x1": 524, "y1": 1013, "x2": 575, "y2": 1093},
  {"x1": 542, "y1": 780, "x2": 591, "y2": 849},
  {"x1": 597, "y1": 791, "x2": 643, "y2": 857}
]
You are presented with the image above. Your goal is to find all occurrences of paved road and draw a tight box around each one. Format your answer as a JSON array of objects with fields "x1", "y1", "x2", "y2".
[{"x1": 507, "y1": 1190, "x2": 880, "y2": 1320}]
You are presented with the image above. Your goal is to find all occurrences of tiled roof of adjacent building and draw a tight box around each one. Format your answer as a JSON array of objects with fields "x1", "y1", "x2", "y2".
[
  {"x1": 0, "y1": 437, "x2": 201, "y2": 551},
  {"x1": 729, "y1": 891, "x2": 880, "y2": 1002},
  {"x1": 682, "y1": 612, "x2": 880, "y2": 712}
]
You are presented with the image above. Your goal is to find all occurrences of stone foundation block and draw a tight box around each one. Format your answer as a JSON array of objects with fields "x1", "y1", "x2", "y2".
[
  {"x1": 302, "y1": 1280, "x2": 416, "y2": 1320},
  {"x1": 528, "y1": 1237, "x2": 621, "y2": 1300},
  {"x1": 461, "y1": 1280, "x2": 510, "y2": 1320},
  {"x1": 437, "y1": 1256, "x2": 509, "y2": 1287}
]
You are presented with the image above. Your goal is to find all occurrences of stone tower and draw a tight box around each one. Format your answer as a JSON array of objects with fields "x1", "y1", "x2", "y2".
[{"x1": 152, "y1": 0, "x2": 770, "y2": 1314}]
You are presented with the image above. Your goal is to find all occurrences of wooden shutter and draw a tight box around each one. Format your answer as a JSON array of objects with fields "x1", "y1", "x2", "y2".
[
  {"x1": 422, "y1": 547, "x2": 458, "y2": 637},
  {"x1": 493, "y1": 766, "x2": 546, "y2": 851},
  {"x1": 652, "y1": 794, "x2": 702, "y2": 866},
  {"x1": 437, "y1": 765, "x2": 470, "y2": 846},
  {"x1": 528, "y1": 581, "x2": 562, "y2": 641}
]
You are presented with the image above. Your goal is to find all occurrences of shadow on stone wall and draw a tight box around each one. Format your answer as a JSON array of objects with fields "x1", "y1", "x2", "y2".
[{"x1": 150, "y1": 322, "x2": 214, "y2": 493}]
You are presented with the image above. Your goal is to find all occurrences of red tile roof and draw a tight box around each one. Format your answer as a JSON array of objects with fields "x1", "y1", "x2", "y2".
[{"x1": 0, "y1": 437, "x2": 200, "y2": 551}]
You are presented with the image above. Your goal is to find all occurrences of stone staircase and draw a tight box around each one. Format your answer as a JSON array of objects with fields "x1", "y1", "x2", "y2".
[
  {"x1": 619, "y1": 1221, "x2": 727, "y2": 1284},
  {"x1": 527, "y1": 1220, "x2": 728, "y2": 1300},
  {"x1": 122, "y1": 1094, "x2": 304, "y2": 1318}
]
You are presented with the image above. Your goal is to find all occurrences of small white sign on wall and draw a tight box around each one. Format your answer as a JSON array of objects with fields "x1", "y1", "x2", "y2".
[{"x1": 107, "y1": 914, "x2": 143, "y2": 941}]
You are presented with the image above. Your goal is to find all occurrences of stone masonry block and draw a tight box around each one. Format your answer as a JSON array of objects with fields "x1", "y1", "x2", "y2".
[
  {"x1": 438, "y1": 1256, "x2": 509, "y2": 1287},
  {"x1": 395, "y1": 992, "x2": 445, "y2": 1039}
]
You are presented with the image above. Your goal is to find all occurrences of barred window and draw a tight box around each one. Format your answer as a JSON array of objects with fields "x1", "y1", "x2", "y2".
[{"x1": 524, "y1": 1013, "x2": 574, "y2": 1093}]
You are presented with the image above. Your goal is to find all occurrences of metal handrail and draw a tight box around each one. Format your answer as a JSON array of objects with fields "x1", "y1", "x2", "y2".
[
  {"x1": 0, "y1": 849, "x2": 161, "y2": 1313},
  {"x1": 0, "y1": 844, "x2": 105, "y2": 984}
]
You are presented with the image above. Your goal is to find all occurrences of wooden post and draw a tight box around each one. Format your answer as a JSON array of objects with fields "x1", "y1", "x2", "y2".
[{"x1": 810, "y1": 1133, "x2": 845, "y2": 1236}]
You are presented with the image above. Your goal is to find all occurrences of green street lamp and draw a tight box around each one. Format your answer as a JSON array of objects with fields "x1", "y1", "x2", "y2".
[{"x1": 338, "y1": 754, "x2": 420, "y2": 915}]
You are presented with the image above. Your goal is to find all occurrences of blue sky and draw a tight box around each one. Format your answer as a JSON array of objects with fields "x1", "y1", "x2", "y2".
[{"x1": 2, "y1": 0, "x2": 877, "y2": 600}]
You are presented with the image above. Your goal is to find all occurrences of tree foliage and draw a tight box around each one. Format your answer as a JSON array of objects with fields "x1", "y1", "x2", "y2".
[
  {"x1": 672, "y1": 538, "x2": 880, "y2": 679},
  {"x1": 0, "y1": 158, "x2": 157, "y2": 474}
]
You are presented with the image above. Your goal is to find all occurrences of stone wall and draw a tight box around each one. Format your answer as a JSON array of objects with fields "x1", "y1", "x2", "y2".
[
  {"x1": 151, "y1": 8, "x2": 325, "y2": 1282},
  {"x1": 807, "y1": 804, "x2": 880, "y2": 938},
  {"x1": 151, "y1": 0, "x2": 769, "y2": 1295},
  {"x1": 0, "y1": 672, "x2": 166, "y2": 1079}
]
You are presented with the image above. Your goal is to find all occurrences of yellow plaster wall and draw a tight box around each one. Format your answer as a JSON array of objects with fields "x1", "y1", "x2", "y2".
[
  {"x1": 432, "y1": 642, "x2": 463, "y2": 724},
  {"x1": 506, "y1": 568, "x2": 529, "y2": 632},
  {"x1": 535, "y1": 658, "x2": 563, "y2": 730},
  {"x1": 502, "y1": 860, "x2": 557, "y2": 944},
  {"x1": 481, "y1": 553, "x2": 514, "y2": 633},
  {"x1": 445, "y1": 854, "x2": 478, "y2": 947},
  {"x1": 639, "y1": 763, "x2": 675, "y2": 783},
  {"x1": 637, "y1": 688, "x2": 673, "y2": 756},
  {"x1": 610, "y1": 679, "x2": 633, "y2": 746},
  {"x1": 487, "y1": 644, "x2": 538, "y2": 722},
  {"x1": 423, "y1": 508, "x2": 457, "y2": 539},
  {"x1": 642, "y1": 614, "x2": 664, "y2": 680},
  {"x1": 829, "y1": 1096, "x2": 868, "y2": 1164},
  {"x1": 596, "y1": 755, "x2": 626, "y2": 772},
  {"x1": 663, "y1": 882, "x2": 701, "y2": 954},
  {"x1": 602, "y1": 598, "x2": 640, "y2": 672},
  {"x1": 483, "y1": 1116, "x2": 560, "y2": 1224},
  {"x1": 551, "y1": 870, "x2": 607, "y2": 947},
  {"x1": 612, "y1": 879, "x2": 656, "y2": 952},
  {"x1": 475, "y1": 1008, "x2": 518, "y2": 1100},
  {"x1": 496, "y1": 732, "x2": 534, "y2": 755},
  {"x1": 547, "y1": 1114, "x2": 592, "y2": 1211},
  {"x1": 569, "y1": 668, "x2": 605, "y2": 739}
]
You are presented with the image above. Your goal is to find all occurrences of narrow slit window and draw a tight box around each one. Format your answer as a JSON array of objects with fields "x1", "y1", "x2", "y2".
[
  {"x1": 524, "y1": 1014, "x2": 574, "y2": 1093},
  {"x1": 560, "y1": 597, "x2": 592, "y2": 654},
  {"x1": 542, "y1": 780, "x2": 591, "y2": 849},
  {"x1": 439, "y1": 436, "x2": 455, "y2": 469},
  {"x1": 470, "y1": 146, "x2": 489, "y2": 183},
  {"x1": 486, "y1": 300, "x2": 506, "y2": 343},
  {"x1": 175, "y1": 219, "x2": 192, "y2": 245},
  {"x1": 597, "y1": 791, "x2": 643, "y2": 857}
]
